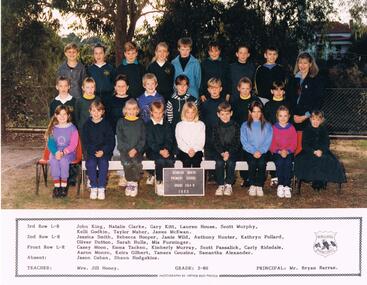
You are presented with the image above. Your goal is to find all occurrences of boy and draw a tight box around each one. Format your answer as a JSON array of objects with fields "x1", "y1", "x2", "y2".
[
  {"x1": 116, "y1": 41, "x2": 145, "y2": 99},
  {"x1": 200, "y1": 41, "x2": 230, "y2": 102},
  {"x1": 49, "y1": 76, "x2": 76, "y2": 120},
  {"x1": 57, "y1": 43, "x2": 87, "y2": 99},
  {"x1": 230, "y1": 44, "x2": 256, "y2": 103},
  {"x1": 145, "y1": 101, "x2": 175, "y2": 195},
  {"x1": 213, "y1": 102, "x2": 241, "y2": 196},
  {"x1": 264, "y1": 80, "x2": 291, "y2": 125},
  {"x1": 137, "y1": 73, "x2": 165, "y2": 123},
  {"x1": 200, "y1": 78, "x2": 225, "y2": 181},
  {"x1": 166, "y1": 75, "x2": 197, "y2": 128},
  {"x1": 87, "y1": 43, "x2": 116, "y2": 103},
  {"x1": 254, "y1": 46, "x2": 287, "y2": 104},
  {"x1": 171, "y1": 37, "x2": 201, "y2": 99}
]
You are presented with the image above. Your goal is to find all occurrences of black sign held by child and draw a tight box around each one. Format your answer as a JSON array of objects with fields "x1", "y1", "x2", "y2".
[{"x1": 163, "y1": 168, "x2": 205, "y2": 196}]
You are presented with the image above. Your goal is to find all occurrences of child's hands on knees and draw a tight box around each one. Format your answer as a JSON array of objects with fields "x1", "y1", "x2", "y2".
[
  {"x1": 254, "y1": 151, "x2": 261, "y2": 158},
  {"x1": 188, "y1": 148, "x2": 196, "y2": 158},
  {"x1": 314, "y1": 150, "x2": 323, "y2": 157},
  {"x1": 55, "y1": 151, "x2": 63, "y2": 160},
  {"x1": 160, "y1": 149, "x2": 170, "y2": 158},
  {"x1": 95, "y1": 150, "x2": 104, "y2": 158},
  {"x1": 128, "y1": 148, "x2": 137, "y2": 158}
]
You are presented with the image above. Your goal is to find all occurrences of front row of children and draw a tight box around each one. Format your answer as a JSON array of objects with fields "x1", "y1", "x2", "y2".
[{"x1": 46, "y1": 96, "x2": 346, "y2": 200}]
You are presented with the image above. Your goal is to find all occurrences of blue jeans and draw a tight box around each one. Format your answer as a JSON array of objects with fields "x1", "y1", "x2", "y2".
[{"x1": 273, "y1": 153, "x2": 294, "y2": 187}]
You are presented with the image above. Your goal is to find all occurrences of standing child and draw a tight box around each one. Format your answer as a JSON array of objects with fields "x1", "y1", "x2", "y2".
[
  {"x1": 175, "y1": 102, "x2": 205, "y2": 167},
  {"x1": 57, "y1": 43, "x2": 87, "y2": 99},
  {"x1": 49, "y1": 76, "x2": 76, "y2": 120},
  {"x1": 116, "y1": 42, "x2": 145, "y2": 99},
  {"x1": 213, "y1": 102, "x2": 241, "y2": 196},
  {"x1": 45, "y1": 105, "x2": 79, "y2": 198},
  {"x1": 87, "y1": 43, "x2": 116, "y2": 104},
  {"x1": 116, "y1": 99, "x2": 146, "y2": 197},
  {"x1": 230, "y1": 44, "x2": 256, "y2": 103},
  {"x1": 147, "y1": 42, "x2": 175, "y2": 102},
  {"x1": 200, "y1": 41, "x2": 230, "y2": 102},
  {"x1": 171, "y1": 37, "x2": 201, "y2": 99},
  {"x1": 145, "y1": 101, "x2": 175, "y2": 195},
  {"x1": 270, "y1": 106, "x2": 297, "y2": 198},
  {"x1": 254, "y1": 46, "x2": 287, "y2": 104},
  {"x1": 240, "y1": 101, "x2": 273, "y2": 196},
  {"x1": 137, "y1": 73, "x2": 165, "y2": 123},
  {"x1": 166, "y1": 75, "x2": 197, "y2": 128},
  {"x1": 294, "y1": 111, "x2": 346, "y2": 191},
  {"x1": 82, "y1": 101, "x2": 115, "y2": 200}
]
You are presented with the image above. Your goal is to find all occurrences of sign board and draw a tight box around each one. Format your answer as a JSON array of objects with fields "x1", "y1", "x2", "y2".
[{"x1": 163, "y1": 168, "x2": 205, "y2": 196}]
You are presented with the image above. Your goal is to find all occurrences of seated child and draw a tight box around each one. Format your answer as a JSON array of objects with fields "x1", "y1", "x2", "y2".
[
  {"x1": 82, "y1": 100, "x2": 115, "y2": 200},
  {"x1": 240, "y1": 101, "x2": 273, "y2": 197},
  {"x1": 45, "y1": 105, "x2": 79, "y2": 198},
  {"x1": 294, "y1": 111, "x2": 346, "y2": 191},
  {"x1": 145, "y1": 101, "x2": 175, "y2": 195},
  {"x1": 116, "y1": 99, "x2": 146, "y2": 197},
  {"x1": 213, "y1": 102, "x2": 241, "y2": 196},
  {"x1": 270, "y1": 106, "x2": 297, "y2": 198},
  {"x1": 49, "y1": 76, "x2": 76, "y2": 121},
  {"x1": 137, "y1": 73, "x2": 165, "y2": 123},
  {"x1": 175, "y1": 102, "x2": 205, "y2": 167}
]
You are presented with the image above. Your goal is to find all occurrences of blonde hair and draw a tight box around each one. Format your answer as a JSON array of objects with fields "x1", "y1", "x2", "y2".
[
  {"x1": 82, "y1": 77, "x2": 96, "y2": 88},
  {"x1": 142, "y1": 73, "x2": 158, "y2": 86},
  {"x1": 64, "y1": 43, "x2": 78, "y2": 52},
  {"x1": 294, "y1": 51, "x2": 319, "y2": 78},
  {"x1": 276, "y1": 105, "x2": 290, "y2": 118},
  {"x1": 44, "y1": 105, "x2": 72, "y2": 139},
  {"x1": 89, "y1": 100, "x2": 105, "y2": 115},
  {"x1": 310, "y1": 110, "x2": 325, "y2": 120},
  {"x1": 123, "y1": 98, "x2": 140, "y2": 116},
  {"x1": 207, "y1": 77, "x2": 222, "y2": 88},
  {"x1": 151, "y1": 42, "x2": 169, "y2": 62},
  {"x1": 181, "y1": 101, "x2": 199, "y2": 122}
]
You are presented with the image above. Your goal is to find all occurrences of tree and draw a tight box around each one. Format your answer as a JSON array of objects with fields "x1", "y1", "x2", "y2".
[{"x1": 52, "y1": 0, "x2": 166, "y2": 65}]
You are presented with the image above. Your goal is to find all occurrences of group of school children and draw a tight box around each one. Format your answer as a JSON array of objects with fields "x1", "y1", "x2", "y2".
[{"x1": 46, "y1": 37, "x2": 346, "y2": 200}]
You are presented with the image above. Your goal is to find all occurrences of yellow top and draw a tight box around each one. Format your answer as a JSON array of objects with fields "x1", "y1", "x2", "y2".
[
  {"x1": 272, "y1": 96, "x2": 284, "y2": 102},
  {"x1": 240, "y1": 94, "x2": 251, "y2": 100},
  {"x1": 83, "y1": 94, "x2": 95, "y2": 100},
  {"x1": 125, "y1": 115, "x2": 139, "y2": 121}
]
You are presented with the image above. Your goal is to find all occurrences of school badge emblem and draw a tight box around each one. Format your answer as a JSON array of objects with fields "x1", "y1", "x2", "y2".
[
  {"x1": 313, "y1": 231, "x2": 337, "y2": 257},
  {"x1": 104, "y1": 70, "x2": 110, "y2": 76}
]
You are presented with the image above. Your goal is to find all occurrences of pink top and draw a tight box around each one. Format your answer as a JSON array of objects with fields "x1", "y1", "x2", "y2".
[{"x1": 270, "y1": 123, "x2": 297, "y2": 154}]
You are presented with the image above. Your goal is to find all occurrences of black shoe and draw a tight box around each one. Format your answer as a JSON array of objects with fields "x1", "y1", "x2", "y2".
[
  {"x1": 52, "y1": 187, "x2": 59, "y2": 198},
  {"x1": 241, "y1": 179, "x2": 250, "y2": 188},
  {"x1": 59, "y1": 186, "x2": 68, "y2": 197}
]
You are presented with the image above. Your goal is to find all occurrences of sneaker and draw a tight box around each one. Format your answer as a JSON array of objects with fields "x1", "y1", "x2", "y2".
[
  {"x1": 130, "y1": 182, "x2": 138, "y2": 197},
  {"x1": 90, "y1": 188, "x2": 98, "y2": 200},
  {"x1": 284, "y1": 186, "x2": 292, "y2": 198},
  {"x1": 215, "y1": 185, "x2": 225, "y2": 196},
  {"x1": 118, "y1": 177, "x2": 127, "y2": 187},
  {"x1": 125, "y1": 182, "x2": 132, "y2": 196},
  {"x1": 277, "y1": 185, "x2": 285, "y2": 198},
  {"x1": 146, "y1": 175, "x2": 155, "y2": 185},
  {"x1": 224, "y1": 184, "x2": 233, "y2": 196},
  {"x1": 270, "y1": 177, "x2": 278, "y2": 187},
  {"x1": 248, "y1": 185, "x2": 257, "y2": 196},
  {"x1": 156, "y1": 181, "x2": 165, "y2": 196},
  {"x1": 97, "y1": 188, "x2": 105, "y2": 200},
  {"x1": 256, "y1": 186, "x2": 264, "y2": 197},
  {"x1": 87, "y1": 178, "x2": 91, "y2": 188}
]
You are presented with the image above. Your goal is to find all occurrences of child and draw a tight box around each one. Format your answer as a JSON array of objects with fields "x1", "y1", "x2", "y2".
[
  {"x1": 45, "y1": 105, "x2": 79, "y2": 198},
  {"x1": 166, "y1": 75, "x2": 197, "y2": 128},
  {"x1": 75, "y1": 77, "x2": 99, "y2": 131},
  {"x1": 213, "y1": 102, "x2": 240, "y2": 196},
  {"x1": 175, "y1": 102, "x2": 205, "y2": 167},
  {"x1": 145, "y1": 101, "x2": 175, "y2": 195},
  {"x1": 116, "y1": 99, "x2": 146, "y2": 197},
  {"x1": 106, "y1": 74, "x2": 131, "y2": 134},
  {"x1": 146, "y1": 42, "x2": 175, "y2": 101},
  {"x1": 116, "y1": 41, "x2": 145, "y2": 99},
  {"x1": 294, "y1": 111, "x2": 346, "y2": 191},
  {"x1": 254, "y1": 46, "x2": 287, "y2": 104},
  {"x1": 137, "y1": 73, "x2": 165, "y2": 123},
  {"x1": 230, "y1": 44, "x2": 256, "y2": 103},
  {"x1": 200, "y1": 77, "x2": 225, "y2": 180},
  {"x1": 82, "y1": 100, "x2": 115, "y2": 200},
  {"x1": 49, "y1": 76, "x2": 76, "y2": 120},
  {"x1": 264, "y1": 80, "x2": 291, "y2": 125},
  {"x1": 240, "y1": 101, "x2": 273, "y2": 196},
  {"x1": 270, "y1": 106, "x2": 297, "y2": 198},
  {"x1": 57, "y1": 43, "x2": 87, "y2": 99},
  {"x1": 171, "y1": 37, "x2": 201, "y2": 99},
  {"x1": 200, "y1": 41, "x2": 230, "y2": 102},
  {"x1": 87, "y1": 43, "x2": 116, "y2": 103}
]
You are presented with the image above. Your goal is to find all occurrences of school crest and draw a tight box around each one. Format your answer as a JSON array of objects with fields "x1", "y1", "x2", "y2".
[
  {"x1": 103, "y1": 70, "x2": 110, "y2": 76},
  {"x1": 164, "y1": 67, "x2": 171, "y2": 75},
  {"x1": 313, "y1": 231, "x2": 337, "y2": 257}
]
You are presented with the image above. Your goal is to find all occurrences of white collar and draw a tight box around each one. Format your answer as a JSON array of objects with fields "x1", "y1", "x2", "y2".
[
  {"x1": 156, "y1": 60, "x2": 166, "y2": 67},
  {"x1": 55, "y1": 94, "x2": 73, "y2": 104},
  {"x1": 145, "y1": 91, "x2": 157, "y2": 97},
  {"x1": 151, "y1": 118, "x2": 163, "y2": 125},
  {"x1": 95, "y1": 62, "x2": 106, "y2": 68}
]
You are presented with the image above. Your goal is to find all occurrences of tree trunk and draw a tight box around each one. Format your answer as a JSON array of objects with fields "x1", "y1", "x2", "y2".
[{"x1": 115, "y1": 0, "x2": 128, "y2": 65}]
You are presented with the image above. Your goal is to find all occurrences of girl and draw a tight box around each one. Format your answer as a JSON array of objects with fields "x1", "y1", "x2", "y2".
[
  {"x1": 290, "y1": 52, "x2": 323, "y2": 154},
  {"x1": 175, "y1": 102, "x2": 205, "y2": 167},
  {"x1": 240, "y1": 101, "x2": 273, "y2": 197},
  {"x1": 82, "y1": 100, "x2": 115, "y2": 200},
  {"x1": 294, "y1": 111, "x2": 346, "y2": 191},
  {"x1": 45, "y1": 105, "x2": 79, "y2": 198},
  {"x1": 270, "y1": 106, "x2": 297, "y2": 198},
  {"x1": 116, "y1": 98, "x2": 146, "y2": 197},
  {"x1": 147, "y1": 42, "x2": 175, "y2": 102}
]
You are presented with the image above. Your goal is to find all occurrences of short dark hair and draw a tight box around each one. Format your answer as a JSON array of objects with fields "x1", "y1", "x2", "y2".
[
  {"x1": 237, "y1": 76, "x2": 252, "y2": 88},
  {"x1": 217, "y1": 101, "x2": 232, "y2": 113},
  {"x1": 115, "y1": 74, "x2": 129, "y2": 85},
  {"x1": 208, "y1": 41, "x2": 221, "y2": 51},
  {"x1": 175, "y1": 74, "x2": 190, "y2": 86},
  {"x1": 150, "y1": 101, "x2": 165, "y2": 112},
  {"x1": 93, "y1": 43, "x2": 106, "y2": 53},
  {"x1": 237, "y1": 43, "x2": 251, "y2": 53},
  {"x1": 56, "y1": 76, "x2": 71, "y2": 85},
  {"x1": 265, "y1": 46, "x2": 279, "y2": 53},
  {"x1": 271, "y1": 80, "x2": 286, "y2": 90}
]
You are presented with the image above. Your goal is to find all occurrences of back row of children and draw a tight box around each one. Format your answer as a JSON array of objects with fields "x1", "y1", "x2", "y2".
[{"x1": 47, "y1": 38, "x2": 345, "y2": 199}]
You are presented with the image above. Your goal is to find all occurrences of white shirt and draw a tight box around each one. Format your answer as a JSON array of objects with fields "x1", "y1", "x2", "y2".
[{"x1": 175, "y1": 120, "x2": 205, "y2": 153}]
